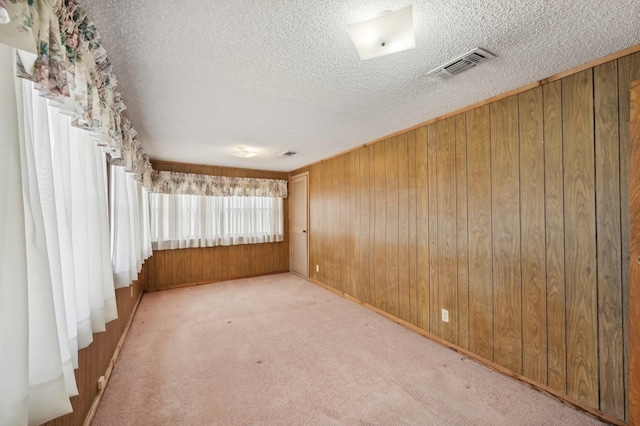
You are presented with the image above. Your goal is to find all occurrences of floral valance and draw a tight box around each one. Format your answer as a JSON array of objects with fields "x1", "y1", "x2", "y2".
[
  {"x1": 1, "y1": 0, "x2": 153, "y2": 181},
  {"x1": 0, "y1": 2, "x2": 9, "y2": 25},
  {"x1": 0, "y1": 0, "x2": 128, "y2": 158},
  {"x1": 0, "y1": 0, "x2": 38, "y2": 53},
  {"x1": 151, "y1": 171, "x2": 288, "y2": 198},
  {"x1": 0, "y1": 1, "x2": 283, "y2": 197},
  {"x1": 110, "y1": 117, "x2": 153, "y2": 187}
]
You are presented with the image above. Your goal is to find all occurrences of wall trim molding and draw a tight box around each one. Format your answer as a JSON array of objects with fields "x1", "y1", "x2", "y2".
[
  {"x1": 292, "y1": 43, "x2": 640, "y2": 175},
  {"x1": 150, "y1": 159, "x2": 288, "y2": 178},
  {"x1": 307, "y1": 277, "x2": 625, "y2": 426},
  {"x1": 82, "y1": 290, "x2": 144, "y2": 426}
]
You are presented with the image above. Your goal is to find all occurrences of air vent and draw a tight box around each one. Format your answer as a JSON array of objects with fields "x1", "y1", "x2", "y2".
[
  {"x1": 427, "y1": 48, "x2": 496, "y2": 79},
  {"x1": 279, "y1": 151, "x2": 297, "y2": 157}
]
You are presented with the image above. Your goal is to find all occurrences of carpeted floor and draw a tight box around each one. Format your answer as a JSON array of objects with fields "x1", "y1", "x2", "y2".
[{"x1": 92, "y1": 273, "x2": 603, "y2": 425}]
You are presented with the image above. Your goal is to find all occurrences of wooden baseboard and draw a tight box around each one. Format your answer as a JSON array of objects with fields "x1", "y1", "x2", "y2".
[
  {"x1": 145, "y1": 270, "x2": 291, "y2": 292},
  {"x1": 308, "y1": 278, "x2": 625, "y2": 426},
  {"x1": 82, "y1": 291, "x2": 144, "y2": 426}
]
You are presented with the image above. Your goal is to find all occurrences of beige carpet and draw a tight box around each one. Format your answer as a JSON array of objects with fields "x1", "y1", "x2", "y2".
[{"x1": 93, "y1": 273, "x2": 603, "y2": 425}]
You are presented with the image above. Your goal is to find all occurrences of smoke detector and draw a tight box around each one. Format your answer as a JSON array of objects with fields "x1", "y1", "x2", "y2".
[{"x1": 427, "y1": 48, "x2": 496, "y2": 79}]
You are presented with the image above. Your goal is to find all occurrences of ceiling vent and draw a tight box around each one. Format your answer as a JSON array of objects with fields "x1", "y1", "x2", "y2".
[
  {"x1": 427, "y1": 48, "x2": 496, "y2": 79},
  {"x1": 279, "y1": 151, "x2": 297, "y2": 157}
]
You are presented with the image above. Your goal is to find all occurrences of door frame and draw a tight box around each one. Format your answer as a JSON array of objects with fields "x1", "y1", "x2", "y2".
[{"x1": 289, "y1": 172, "x2": 309, "y2": 278}]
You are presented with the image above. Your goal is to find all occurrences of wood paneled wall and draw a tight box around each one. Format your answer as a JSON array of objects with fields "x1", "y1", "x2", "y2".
[
  {"x1": 145, "y1": 161, "x2": 290, "y2": 291},
  {"x1": 296, "y1": 52, "x2": 640, "y2": 421},
  {"x1": 629, "y1": 78, "x2": 640, "y2": 426},
  {"x1": 43, "y1": 266, "x2": 147, "y2": 425}
]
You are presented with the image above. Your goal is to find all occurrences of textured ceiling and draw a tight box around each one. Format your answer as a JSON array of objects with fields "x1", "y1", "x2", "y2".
[{"x1": 81, "y1": 0, "x2": 640, "y2": 172}]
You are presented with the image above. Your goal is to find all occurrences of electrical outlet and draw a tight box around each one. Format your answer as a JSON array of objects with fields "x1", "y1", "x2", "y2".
[
  {"x1": 316, "y1": 264, "x2": 320, "y2": 272},
  {"x1": 441, "y1": 309, "x2": 449, "y2": 323}
]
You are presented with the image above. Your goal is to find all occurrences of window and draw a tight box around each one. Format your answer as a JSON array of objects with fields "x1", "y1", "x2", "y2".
[{"x1": 149, "y1": 193, "x2": 284, "y2": 250}]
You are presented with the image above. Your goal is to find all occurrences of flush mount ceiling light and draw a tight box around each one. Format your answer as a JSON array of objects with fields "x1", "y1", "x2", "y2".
[
  {"x1": 232, "y1": 147, "x2": 258, "y2": 158},
  {"x1": 347, "y1": 6, "x2": 415, "y2": 60}
]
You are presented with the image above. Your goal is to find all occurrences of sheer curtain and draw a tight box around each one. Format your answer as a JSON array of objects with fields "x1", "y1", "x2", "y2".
[
  {"x1": 0, "y1": 43, "x2": 39, "y2": 426},
  {"x1": 1, "y1": 44, "x2": 73, "y2": 426},
  {"x1": 149, "y1": 193, "x2": 284, "y2": 250},
  {"x1": 0, "y1": 45, "x2": 151, "y2": 426},
  {"x1": 111, "y1": 165, "x2": 153, "y2": 289}
]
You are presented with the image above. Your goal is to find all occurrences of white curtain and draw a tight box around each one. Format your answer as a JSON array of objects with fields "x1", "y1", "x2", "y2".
[
  {"x1": 111, "y1": 165, "x2": 153, "y2": 289},
  {"x1": 0, "y1": 42, "x2": 38, "y2": 426},
  {"x1": 0, "y1": 45, "x2": 151, "y2": 426},
  {"x1": 48, "y1": 107, "x2": 80, "y2": 366},
  {"x1": 25, "y1": 74, "x2": 80, "y2": 398},
  {"x1": 1, "y1": 44, "x2": 73, "y2": 426},
  {"x1": 149, "y1": 193, "x2": 284, "y2": 250}
]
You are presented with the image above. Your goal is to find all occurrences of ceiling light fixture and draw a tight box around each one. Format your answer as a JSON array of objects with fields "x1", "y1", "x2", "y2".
[
  {"x1": 347, "y1": 6, "x2": 415, "y2": 60},
  {"x1": 232, "y1": 147, "x2": 258, "y2": 158}
]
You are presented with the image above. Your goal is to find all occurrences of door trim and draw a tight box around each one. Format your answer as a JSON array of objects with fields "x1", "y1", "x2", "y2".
[{"x1": 290, "y1": 172, "x2": 309, "y2": 278}]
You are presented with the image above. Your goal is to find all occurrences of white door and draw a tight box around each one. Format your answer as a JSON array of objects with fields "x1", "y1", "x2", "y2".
[{"x1": 290, "y1": 173, "x2": 309, "y2": 277}]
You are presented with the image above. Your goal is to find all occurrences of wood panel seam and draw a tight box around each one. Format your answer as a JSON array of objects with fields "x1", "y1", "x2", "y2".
[
  {"x1": 307, "y1": 277, "x2": 625, "y2": 426},
  {"x1": 592, "y1": 67, "x2": 603, "y2": 414},
  {"x1": 301, "y1": 52, "x2": 635, "y2": 421}
]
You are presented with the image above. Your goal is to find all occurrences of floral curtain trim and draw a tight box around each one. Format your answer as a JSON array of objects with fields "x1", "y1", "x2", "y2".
[
  {"x1": 0, "y1": 1, "x2": 10, "y2": 24},
  {"x1": 109, "y1": 117, "x2": 153, "y2": 186},
  {"x1": 0, "y1": 0, "x2": 130, "y2": 159},
  {"x1": 151, "y1": 171, "x2": 288, "y2": 199},
  {"x1": 0, "y1": 0, "x2": 37, "y2": 52},
  {"x1": 0, "y1": 0, "x2": 283, "y2": 197}
]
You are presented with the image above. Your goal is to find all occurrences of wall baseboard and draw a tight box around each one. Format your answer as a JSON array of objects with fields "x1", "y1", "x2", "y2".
[
  {"x1": 82, "y1": 291, "x2": 144, "y2": 426},
  {"x1": 308, "y1": 278, "x2": 625, "y2": 426},
  {"x1": 145, "y1": 270, "x2": 291, "y2": 292}
]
